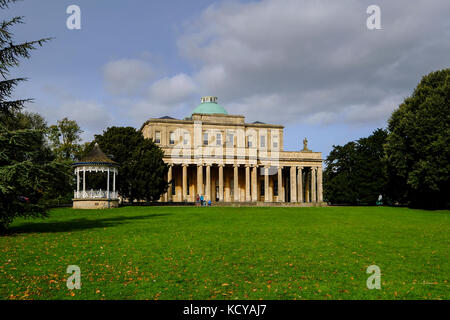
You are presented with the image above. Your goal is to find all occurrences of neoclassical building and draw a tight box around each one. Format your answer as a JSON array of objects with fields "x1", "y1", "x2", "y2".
[{"x1": 141, "y1": 96, "x2": 324, "y2": 205}]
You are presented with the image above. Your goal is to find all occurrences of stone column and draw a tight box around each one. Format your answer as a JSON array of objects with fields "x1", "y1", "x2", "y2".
[
  {"x1": 182, "y1": 164, "x2": 188, "y2": 201},
  {"x1": 245, "y1": 165, "x2": 250, "y2": 201},
  {"x1": 290, "y1": 166, "x2": 297, "y2": 202},
  {"x1": 234, "y1": 164, "x2": 239, "y2": 201},
  {"x1": 277, "y1": 166, "x2": 283, "y2": 202},
  {"x1": 218, "y1": 164, "x2": 224, "y2": 202},
  {"x1": 251, "y1": 165, "x2": 257, "y2": 202},
  {"x1": 206, "y1": 164, "x2": 211, "y2": 201},
  {"x1": 311, "y1": 167, "x2": 316, "y2": 202},
  {"x1": 197, "y1": 164, "x2": 203, "y2": 197},
  {"x1": 305, "y1": 169, "x2": 310, "y2": 202},
  {"x1": 297, "y1": 166, "x2": 303, "y2": 203},
  {"x1": 264, "y1": 166, "x2": 269, "y2": 202},
  {"x1": 318, "y1": 166, "x2": 323, "y2": 202},
  {"x1": 167, "y1": 165, "x2": 173, "y2": 201}
]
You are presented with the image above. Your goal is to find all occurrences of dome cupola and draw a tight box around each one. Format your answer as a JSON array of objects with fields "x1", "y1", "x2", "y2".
[{"x1": 191, "y1": 96, "x2": 228, "y2": 115}]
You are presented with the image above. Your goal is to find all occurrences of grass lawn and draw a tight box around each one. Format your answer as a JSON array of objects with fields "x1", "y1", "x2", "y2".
[{"x1": 0, "y1": 206, "x2": 448, "y2": 300}]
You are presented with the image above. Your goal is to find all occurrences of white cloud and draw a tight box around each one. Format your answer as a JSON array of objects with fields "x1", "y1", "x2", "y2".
[
  {"x1": 176, "y1": 0, "x2": 450, "y2": 125},
  {"x1": 56, "y1": 100, "x2": 111, "y2": 130},
  {"x1": 103, "y1": 59, "x2": 154, "y2": 95},
  {"x1": 149, "y1": 73, "x2": 197, "y2": 105},
  {"x1": 28, "y1": 95, "x2": 111, "y2": 142}
]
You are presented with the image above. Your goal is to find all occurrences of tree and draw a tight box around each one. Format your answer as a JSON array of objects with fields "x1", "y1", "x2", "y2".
[
  {"x1": 385, "y1": 69, "x2": 449, "y2": 209},
  {"x1": 128, "y1": 138, "x2": 169, "y2": 201},
  {"x1": 0, "y1": 110, "x2": 47, "y2": 131},
  {"x1": 48, "y1": 117, "x2": 83, "y2": 160},
  {"x1": 86, "y1": 126, "x2": 169, "y2": 202},
  {"x1": 0, "y1": 0, "x2": 65, "y2": 231},
  {"x1": 324, "y1": 129, "x2": 388, "y2": 205}
]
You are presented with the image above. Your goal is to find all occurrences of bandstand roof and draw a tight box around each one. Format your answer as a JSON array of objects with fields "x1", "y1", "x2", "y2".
[{"x1": 72, "y1": 143, "x2": 118, "y2": 167}]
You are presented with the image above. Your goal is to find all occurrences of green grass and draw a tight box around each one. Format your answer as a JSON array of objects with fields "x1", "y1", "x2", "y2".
[{"x1": 0, "y1": 206, "x2": 448, "y2": 300}]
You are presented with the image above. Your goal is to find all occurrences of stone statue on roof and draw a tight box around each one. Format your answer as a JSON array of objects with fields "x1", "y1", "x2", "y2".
[{"x1": 302, "y1": 137, "x2": 311, "y2": 152}]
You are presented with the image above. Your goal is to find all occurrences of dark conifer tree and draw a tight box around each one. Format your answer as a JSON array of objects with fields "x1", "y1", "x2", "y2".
[{"x1": 0, "y1": 0, "x2": 68, "y2": 231}]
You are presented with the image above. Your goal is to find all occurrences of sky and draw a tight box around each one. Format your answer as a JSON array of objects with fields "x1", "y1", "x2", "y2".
[{"x1": 4, "y1": 0, "x2": 450, "y2": 158}]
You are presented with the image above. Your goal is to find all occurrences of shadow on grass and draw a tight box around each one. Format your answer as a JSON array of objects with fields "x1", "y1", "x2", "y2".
[{"x1": 4, "y1": 213, "x2": 171, "y2": 235}]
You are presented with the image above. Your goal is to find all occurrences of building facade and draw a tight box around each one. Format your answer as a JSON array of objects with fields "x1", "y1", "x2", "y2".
[{"x1": 141, "y1": 96, "x2": 324, "y2": 205}]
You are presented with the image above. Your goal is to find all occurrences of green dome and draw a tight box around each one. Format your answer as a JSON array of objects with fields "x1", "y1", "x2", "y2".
[{"x1": 191, "y1": 96, "x2": 228, "y2": 115}]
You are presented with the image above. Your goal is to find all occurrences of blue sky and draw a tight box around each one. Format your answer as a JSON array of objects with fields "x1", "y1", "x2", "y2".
[{"x1": 5, "y1": 0, "x2": 450, "y2": 157}]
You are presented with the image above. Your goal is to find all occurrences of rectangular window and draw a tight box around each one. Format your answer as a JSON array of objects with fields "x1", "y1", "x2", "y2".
[
  {"x1": 260, "y1": 135, "x2": 266, "y2": 148},
  {"x1": 247, "y1": 135, "x2": 253, "y2": 148},
  {"x1": 155, "y1": 131, "x2": 161, "y2": 144},
  {"x1": 260, "y1": 180, "x2": 265, "y2": 196},
  {"x1": 203, "y1": 132, "x2": 209, "y2": 145},
  {"x1": 216, "y1": 133, "x2": 222, "y2": 146},
  {"x1": 183, "y1": 132, "x2": 189, "y2": 145},
  {"x1": 227, "y1": 133, "x2": 234, "y2": 146},
  {"x1": 171, "y1": 183, "x2": 175, "y2": 195},
  {"x1": 169, "y1": 132, "x2": 175, "y2": 145},
  {"x1": 274, "y1": 180, "x2": 278, "y2": 196},
  {"x1": 273, "y1": 135, "x2": 278, "y2": 148}
]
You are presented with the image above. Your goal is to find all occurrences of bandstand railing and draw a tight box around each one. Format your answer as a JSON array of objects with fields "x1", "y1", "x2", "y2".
[{"x1": 74, "y1": 190, "x2": 118, "y2": 199}]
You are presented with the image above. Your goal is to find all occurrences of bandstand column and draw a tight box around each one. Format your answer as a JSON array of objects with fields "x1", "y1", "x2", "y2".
[
  {"x1": 76, "y1": 168, "x2": 80, "y2": 196},
  {"x1": 113, "y1": 168, "x2": 116, "y2": 193},
  {"x1": 206, "y1": 164, "x2": 211, "y2": 201},
  {"x1": 182, "y1": 164, "x2": 188, "y2": 201},
  {"x1": 218, "y1": 164, "x2": 224, "y2": 202},
  {"x1": 245, "y1": 165, "x2": 250, "y2": 202},
  {"x1": 290, "y1": 166, "x2": 297, "y2": 202},
  {"x1": 233, "y1": 164, "x2": 239, "y2": 202},
  {"x1": 277, "y1": 166, "x2": 283, "y2": 202},
  {"x1": 83, "y1": 168, "x2": 86, "y2": 194},
  {"x1": 297, "y1": 166, "x2": 303, "y2": 203},
  {"x1": 264, "y1": 166, "x2": 269, "y2": 202},
  {"x1": 107, "y1": 167, "x2": 110, "y2": 199},
  {"x1": 251, "y1": 165, "x2": 257, "y2": 202}
]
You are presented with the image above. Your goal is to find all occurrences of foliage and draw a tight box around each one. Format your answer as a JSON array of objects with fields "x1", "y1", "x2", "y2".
[
  {"x1": 0, "y1": 125, "x2": 71, "y2": 229},
  {"x1": 48, "y1": 117, "x2": 83, "y2": 161},
  {"x1": 85, "y1": 126, "x2": 169, "y2": 202},
  {"x1": 0, "y1": 110, "x2": 47, "y2": 131},
  {"x1": 0, "y1": 0, "x2": 61, "y2": 231},
  {"x1": 1, "y1": 206, "x2": 448, "y2": 300},
  {"x1": 385, "y1": 69, "x2": 450, "y2": 209},
  {"x1": 324, "y1": 129, "x2": 388, "y2": 205}
]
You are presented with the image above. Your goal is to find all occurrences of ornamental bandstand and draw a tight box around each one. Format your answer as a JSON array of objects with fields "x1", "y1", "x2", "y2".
[{"x1": 72, "y1": 143, "x2": 119, "y2": 209}]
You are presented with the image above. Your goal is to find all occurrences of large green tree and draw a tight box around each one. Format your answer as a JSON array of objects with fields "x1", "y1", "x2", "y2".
[
  {"x1": 324, "y1": 128, "x2": 388, "y2": 205},
  {"x1": 48, "y1": 117, "x2": 83, "y2": 161},
  {"x1": 0, "y1": 0, "x2": 70, "y2": 231},
  {"x1": 385, "y1": 69, "x2": 449, "y2": 209},
  {"x1": 84, "y1": 126, "x2": 169, "y2": 202}
]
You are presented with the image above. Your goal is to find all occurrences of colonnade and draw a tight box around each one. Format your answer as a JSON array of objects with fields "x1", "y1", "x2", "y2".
[{"x1": 164, "y1": 163, "x2": 323, "y2": 203}]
